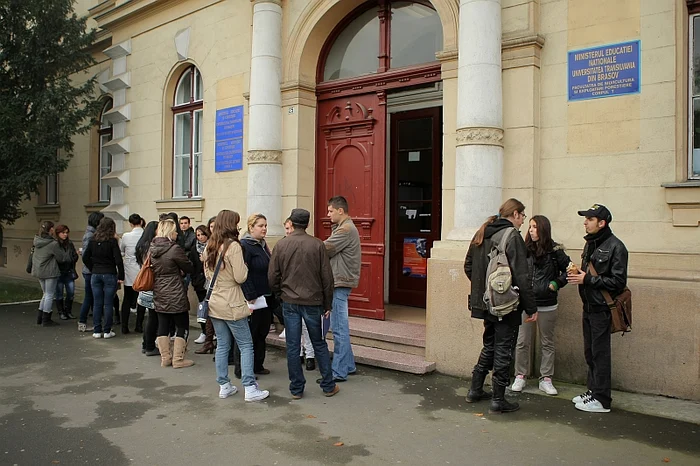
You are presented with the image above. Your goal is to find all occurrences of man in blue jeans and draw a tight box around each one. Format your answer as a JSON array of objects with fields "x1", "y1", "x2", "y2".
[
  {"x1": 268, "y1": 208, "x2": 339, "y2": 399},
  {"x1": 324, "y1": 196, "x2": 361, "y2": 382}
]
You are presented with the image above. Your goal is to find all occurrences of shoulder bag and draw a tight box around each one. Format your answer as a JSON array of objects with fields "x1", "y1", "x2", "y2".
[
  {"x1": 197, "y1": 249, "x2": 226, "y2": 321},
  {"x1": 588, "y1": 263, "x2": 632, "y2": 335},
  {"x1": 132, "y1": 253, "x2": 154, "y2": 292},
  {"x1": 26, "y1": 246, "x2": 35, "y2": 274}
]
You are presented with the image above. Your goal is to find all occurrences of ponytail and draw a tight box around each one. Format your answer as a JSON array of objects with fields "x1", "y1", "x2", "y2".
[
  {"x1": 471, "y1": 215, "x2": 498, "y2": 246},
  {"x1": 470, "y1": 198, "x2": 526, "y2": 246}
]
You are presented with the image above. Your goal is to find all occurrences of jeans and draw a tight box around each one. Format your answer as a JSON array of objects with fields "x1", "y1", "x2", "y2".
[
  {"x1": 55, "y1": 273, "x2": 75, "y2": 302},
  {"x1": 331, "y1": 287, "x2": 355, "y2": 379},
  {"x1": 79, "y1": 273, "x2": 93, "y2": 324},
  {"x1": 211, "y1": 317, "x2": 256, "y2": 387},
  {"x1": 583, "y1": 310, "x2": 612, "y2": 408},
  {"x1": 514, "y1": 310, "x2": 558, "y2": 379},
  {"x1": 472, "y1": 319, "x2": 519, "y2": 388},
  {"x1": 38, "y1": 278, "x2": 59, "y2": 313},
  {"x1": 91, "y1": 274, "x2": 118, "y2": 334},
  {"x1": 283, "y1": 303, "x2": 335, "y2": 395}
]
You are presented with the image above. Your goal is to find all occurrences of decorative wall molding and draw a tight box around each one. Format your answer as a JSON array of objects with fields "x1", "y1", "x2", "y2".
[
  {"x1": 251, "y1": 0, "x2": 282, "y2": 5},
  {"x1": 247, "y1": 150, "x2": 283, "y2": 164},
  {"x1": 662, "y1": 181, "x2": 700, "y2": 226},
  {"x1": 456, "y1": 127, "x2": 505, "y2": 147}
]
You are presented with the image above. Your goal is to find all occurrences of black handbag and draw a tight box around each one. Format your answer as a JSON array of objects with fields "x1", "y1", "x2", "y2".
[{"x1": 26, "y1": 246, "x2": 35, "y2": 274}]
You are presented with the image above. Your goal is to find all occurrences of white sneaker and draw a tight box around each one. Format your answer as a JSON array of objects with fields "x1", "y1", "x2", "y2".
[
  {"x1": 539, "y1": 377, "x2": 558, "y2": 395},
  {"x1": 511, "y1": 375, "x2": 526, "y2": 392},
  {"x1": 575, "y1": 397, "x2": 610, "y2": 413},
  {"x1": 194, "y1": 332, "x2": 206, "y2": 344},
  {"x1": 219, "y1": 382, "x2": 238, "y2": 399},
  {"x1": 244, "y1": 383, "x2": 270, "y2": 402},
  {"x1": 103, "y1": 331, "x2": 116, "y2": 339},
  {"x1": 130, "y1": 308, "x2": 137, "y2": 314},
  {"x1": 572, "y1": 390, "x2": 592, "y2": 404},
  {"x1": 92, "y1": 333, "x2": 103, "y2": 339},
  {"x1": 279, "y1": 329, "x2": 286, "y2": 339}
]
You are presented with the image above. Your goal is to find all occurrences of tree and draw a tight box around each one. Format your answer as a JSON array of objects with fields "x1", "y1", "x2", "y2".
[{"x1": 0, "y1": 0, "x2": 101, "y2": 248}]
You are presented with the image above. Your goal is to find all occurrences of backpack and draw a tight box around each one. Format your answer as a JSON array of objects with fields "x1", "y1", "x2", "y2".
[{"x1": 483, "y1": 227, "x2": 520, "y2": 320}]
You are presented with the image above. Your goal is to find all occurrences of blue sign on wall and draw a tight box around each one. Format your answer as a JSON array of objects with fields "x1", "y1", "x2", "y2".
[
  {"x1": 568, "y1": 40, "x2": 640, "y2": 101},
  {"x1": 215, "y1": 106, "x2": 244, "y2": 172}
]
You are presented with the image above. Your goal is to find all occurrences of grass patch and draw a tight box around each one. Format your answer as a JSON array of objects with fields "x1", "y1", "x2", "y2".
[{"x1": 0, "y1": 276, "x2": 43, "y2": 303}]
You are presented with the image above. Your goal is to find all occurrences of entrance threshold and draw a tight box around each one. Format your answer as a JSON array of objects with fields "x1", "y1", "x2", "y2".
[{"x1": 385, "y1": 304, "x2": 426, "y2": 325}]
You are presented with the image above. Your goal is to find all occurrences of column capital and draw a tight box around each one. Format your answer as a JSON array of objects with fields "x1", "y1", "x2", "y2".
[
  {"x1": 251, "y1": 0, "x2": 282, "y2": 6},
  {"x1": 456, "y1": 127, "x2": 504, "y2": 147},
  {"x1": 247, "y1": 150, "x2": 283, "y2": 164}
]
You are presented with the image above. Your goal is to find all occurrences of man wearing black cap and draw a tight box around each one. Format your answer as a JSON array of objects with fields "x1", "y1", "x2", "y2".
[
  {"x1": 567, "y1": 204, "x2": 628, "y2": 413},
  {"x1": 268, "y1": 208, "x2": 339, "y2": 399}
]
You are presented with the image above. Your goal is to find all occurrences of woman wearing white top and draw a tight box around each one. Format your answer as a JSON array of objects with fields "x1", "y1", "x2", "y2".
[{"x1": 120, "y1": 214, "x2": 144, "y2": 334}]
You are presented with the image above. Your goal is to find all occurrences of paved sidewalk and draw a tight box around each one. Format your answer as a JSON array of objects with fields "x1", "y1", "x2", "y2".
[{"x1": 1, "y1": 303, "x2": 699, "y2": 465}]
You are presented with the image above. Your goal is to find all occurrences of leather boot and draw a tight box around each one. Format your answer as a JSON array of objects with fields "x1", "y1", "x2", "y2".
[
  {"x1": 64, "y1": 299, "x2": 76, "y2": 319},
  {"x1": 466, "y1": 370, "x2": 492, "y2": 403},
  {"x1": 490, "y1": 383, "x2": 520, "y2": 414},
  {"x1": 157, "y1": 336, "x2": 172, "y2": 367},
  {"x1": 172, "y1": 337, "x2": 195, "y2": 368},
  {"x1": 305, "y1": 358, "x2": 316, "y2": 371},
  {"x1": 195, "y1": 318, "x2": 215, "y2": 354},
  {"x1": 42, "y1": 311, "x2": 60, "y2": 327},
  {"x1": 57, "y1": 300, "x2": 68, "y2": 320},
  {"x1": 134, "y1": 308, "x2": 145, "y2": 333},
  {"x1": 121, "y1": 306, "x2": 130, "y2": 334},
  {"x1": 36, "y1": 309, "x2": 43, "y2": 325}
]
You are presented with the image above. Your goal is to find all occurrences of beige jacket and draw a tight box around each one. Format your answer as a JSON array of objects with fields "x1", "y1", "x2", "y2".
[{"x1": 204, "y1": 241, "x2": 250, "y2": 321}]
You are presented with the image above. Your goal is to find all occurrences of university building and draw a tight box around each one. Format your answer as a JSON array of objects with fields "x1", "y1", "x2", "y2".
[{"x1": 1, "y1": 0, "x2": 699, "y2": 402}]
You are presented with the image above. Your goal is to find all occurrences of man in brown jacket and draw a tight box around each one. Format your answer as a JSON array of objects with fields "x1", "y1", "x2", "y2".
[{"x1": 268, "y1": 208, "x2": 339, "y2": 399}]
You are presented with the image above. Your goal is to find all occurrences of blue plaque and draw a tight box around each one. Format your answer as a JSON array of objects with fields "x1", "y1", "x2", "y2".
[
  {"x1": 215, "y1": 106, "x2": 244, "y2": 172},
  {"x1": 568, "y1": 41, "x2": 640, "y2": 101}
]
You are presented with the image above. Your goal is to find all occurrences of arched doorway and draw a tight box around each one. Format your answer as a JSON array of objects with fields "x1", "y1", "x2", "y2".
[{"x1": 315, "y1": 1, "x2": 444, "y2": 319}]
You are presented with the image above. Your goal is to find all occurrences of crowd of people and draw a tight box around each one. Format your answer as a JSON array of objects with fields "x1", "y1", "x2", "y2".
[{"x1": 28, "y1": 196, "x2": 627, "y2": 412}]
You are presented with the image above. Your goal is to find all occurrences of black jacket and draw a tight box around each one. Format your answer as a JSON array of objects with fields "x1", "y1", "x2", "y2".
[
  {"x1": 241, "y1": 234, "x2": 272, "y2": 302},
  {"x1": 57, "y1": 240, "x2": 79, "y2": 276},
  {"x1": 528, "y1": 243, "x2": 571, "y2": 307},
  {"x1": 464, "y1": 219, "x2": 537, "y2": 325},
  {"x1": 82, "y1": 237, "x2": 125, "y2": 281},
  {"x1": 579, "y1": 227, "x2": 628, "y2": 312},
  {"x1": 183, "y1": 227, "x2": 196, "y2": 253}
]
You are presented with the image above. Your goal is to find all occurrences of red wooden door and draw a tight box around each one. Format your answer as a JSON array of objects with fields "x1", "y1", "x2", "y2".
[{"x1": 316, "y1": 93, "x2": 386, "y2": 320}]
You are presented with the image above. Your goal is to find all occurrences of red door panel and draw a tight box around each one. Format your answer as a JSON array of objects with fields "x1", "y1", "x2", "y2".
[{"x1": 316, "y1": 93, "x2": 386, "y2": 320}]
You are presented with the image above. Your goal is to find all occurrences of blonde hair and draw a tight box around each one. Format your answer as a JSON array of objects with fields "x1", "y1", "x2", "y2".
[
  {"x1": 156, "y1": 219, "x2": 177, "y2": 239},
  {"x1": 247, "y1": 213, "x2": 267, "y2": 233}
]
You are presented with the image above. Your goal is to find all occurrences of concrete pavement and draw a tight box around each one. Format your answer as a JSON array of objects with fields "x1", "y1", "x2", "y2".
[{"x1": 1, "y1": 302, "x2": 698, "y2": 466}]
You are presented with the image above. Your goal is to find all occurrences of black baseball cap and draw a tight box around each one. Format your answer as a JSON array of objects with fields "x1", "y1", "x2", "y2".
[{"x1": 577, "y1": 204, "x2": 612, "y2": 223}]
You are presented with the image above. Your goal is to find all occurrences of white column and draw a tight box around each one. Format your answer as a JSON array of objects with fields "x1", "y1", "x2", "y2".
[
  {"x1": 448, "y1": 0, "x2": 504, "y2": 241},
  {"x1": 246, "y1": 0, "x2": 284, "y2": 236}
]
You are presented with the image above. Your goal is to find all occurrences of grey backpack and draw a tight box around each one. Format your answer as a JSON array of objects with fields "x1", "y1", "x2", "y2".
[{"x1": 483, "y1": 227, "x2": 520, "y2": 320}]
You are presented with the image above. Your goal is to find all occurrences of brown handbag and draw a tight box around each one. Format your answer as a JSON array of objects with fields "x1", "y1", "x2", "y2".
[
  {"x1": 133, "y1": 253, "x2": 154, "y2": 292},
  {"x1": 588, "y1": 263, "x2": 632, "y2": 335}
]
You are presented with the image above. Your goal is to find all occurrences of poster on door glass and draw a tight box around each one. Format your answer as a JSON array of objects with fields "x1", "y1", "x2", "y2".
[{"x1": 403, "y1": 237, "x2": 428, "y2": 278}]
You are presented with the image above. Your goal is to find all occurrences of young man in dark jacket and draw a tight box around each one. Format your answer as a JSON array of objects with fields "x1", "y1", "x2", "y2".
[
  {"x1": 464, "y1": 198, "x2": 537, "y2": 413},
  {"x1": 567, "y1": 204, "x2": 628, "y2": 413}
]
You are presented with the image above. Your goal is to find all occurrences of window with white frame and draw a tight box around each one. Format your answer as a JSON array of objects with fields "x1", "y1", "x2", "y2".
[
  {"x1": 98, "y1": 98, "x2": 114, "y2": 202},
  {"x1": 172, "y1": 66, "x2": 203, "y2": 198}
]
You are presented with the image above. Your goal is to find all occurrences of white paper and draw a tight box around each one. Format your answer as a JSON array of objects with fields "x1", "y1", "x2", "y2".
[
  {"x1": 247, "y1": 296, "x2": 267, "y2": 310},
  {"x1": 406, "y1": 209, "x2": 418, "y2": 220},
  {"x1": 408, "y1": 151, "x2": 420, "y2": 162}
]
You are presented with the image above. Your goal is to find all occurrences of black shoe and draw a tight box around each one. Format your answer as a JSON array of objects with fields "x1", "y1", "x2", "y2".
[
  {"x1": 300, "y1": 356, "x2": 305, "y2": 366},
  {"x1": 254, "y1": 368, "x2": 270, "y2": 375},
  {"x1": 466, "y1": 370, "x2": 492, "y2": 403},
  {"x1": 36, "y1": 310, "x2": 43, "y2": 325},
  {"x1": 65, "y1": 312, "x2": 76, "y2": 320},
  {"x1": 306, "y1": 358, "x2": 316, "y2": 371},
  {"x1": 490, "y1": 384, "x2": 520, "y2": 414},
  {"x1": 42, "y1": 312, "x2": 60, "y2": 327},
  {"x1": 122, "y1": 326, "x2": 130, "y2": 335},
  {"x1": 134, "y1": 324, "x2": 143, "y2": 333},
  {"x1": 316, "y1": 377, "x2": 346, "y2": 384},
  {"x1": 144, "y1": 348, "x2": 160, "y2": 356},
  {"x1": 59, "y1": 312, "x2": 69, "y2": 320}
]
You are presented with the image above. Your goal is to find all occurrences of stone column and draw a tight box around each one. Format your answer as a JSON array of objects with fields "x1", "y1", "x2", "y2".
[
  {"x1": 246, "y1": 0, "x2": 284, "y2": 236},
  {"x1": 447, "y1": 0, "x2": 504, "y2": 241}
]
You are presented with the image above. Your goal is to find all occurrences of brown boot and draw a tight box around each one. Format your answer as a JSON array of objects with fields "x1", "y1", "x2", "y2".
[
  {"x1": 195, "y1": 318, "x2": 215, "y2": 354},
  {"x1": 172, "y1": 337, "x2": 195, "y2": 369},
  {"x1": 157, "y1": 336, "x2": 172, "y2": 367}
]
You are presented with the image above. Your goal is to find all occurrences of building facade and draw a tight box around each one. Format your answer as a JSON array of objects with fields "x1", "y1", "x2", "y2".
[{"x1": 1, "y1": 0, "x2": 699, "y2": 401}]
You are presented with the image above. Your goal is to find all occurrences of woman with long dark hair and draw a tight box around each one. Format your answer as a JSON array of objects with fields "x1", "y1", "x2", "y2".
[
  {"x1": 151, "y1": 219, "x2": 195, "y2": 368},
  {"x1": 31, "y1": 221, "x2": 71, "y2": 327},
  {"x1": 136, "y1": 221, "x2": 159, "y2": 355},
  {"x1": 204, "y1": 210, "x2": 269, "y2": 401},
  {"x1": 53, "y1": 224, "x2": 79, "y2": 320},
  {"x1": 511, "y1": 215, "x2": 571, "y2": 396},
  {"x1": 82, "y1": 217, "x2": 124, "y2": 339},
  {"x1": 464, "y1": 198, "x2": 537, "y2": 413}
]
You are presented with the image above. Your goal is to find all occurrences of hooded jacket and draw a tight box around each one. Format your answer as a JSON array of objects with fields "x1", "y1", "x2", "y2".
[
  {"x1": 464, "y1": 218, "x2": 537, "y2": 326},
  {"x1": 31, "y1": 235, "x2": 71, "y2": 279},
  {"x1": 240, "y1": 232, "x2": 272, "y2": 302},
  {"x1": 150, "y1": 237, "x2": 194, "y2": 314},
  {"x1": 578, "y1": 227, "x2": 628, "y2": 312}
]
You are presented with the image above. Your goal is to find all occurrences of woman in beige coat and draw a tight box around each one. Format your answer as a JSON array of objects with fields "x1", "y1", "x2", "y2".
[{"x1": 204, "y1": 210, "x2": 269, "y2": 402}]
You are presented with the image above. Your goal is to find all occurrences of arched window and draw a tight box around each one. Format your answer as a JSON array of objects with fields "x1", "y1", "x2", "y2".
[
  {"x1": 322, "y1": 1, "x2": 442, "y2": 82},
  {"x1": 172, "y1": 66, "x2": 203, "y2": 198},
  {"x1": 98, "y1": 98, "x2": 113, "y2": 202}
]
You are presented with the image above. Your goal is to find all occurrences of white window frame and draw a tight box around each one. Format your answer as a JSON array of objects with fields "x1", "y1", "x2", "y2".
[
  {"x1": 689, "y1": 14, "x2": 700, "y2": 179},
  {"x1": 172, "y1": 67, "x2": 203, "y2": 198}
]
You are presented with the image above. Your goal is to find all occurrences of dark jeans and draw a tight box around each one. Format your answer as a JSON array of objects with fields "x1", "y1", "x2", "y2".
[
  {"x1": 472, "y1": 319, "x2": 519, "y2": 388},
  {"x1": 55, "y1": 273, "x2": 75, "y2": 302},
  {"x1": 233, "y1": 307, "x2": 272, "y2": 373},
  {"x1": 143, "y1": 307, "x2": 158, "y2": 351},
  {"x1": 79, "y1": 273, "x2": 93, "y2": 324},
  {"x1": 91, "y1": 273, "x2": 118, "y2": 334},
  {"x1": 282, "y1": 303, "x2": 335, "y2": 395},
  {"x1": 156, "y1": 311, "x2": 189, "y2": 340},
  {"x1": 121, "y1": 286, "x2": 138, "y2": 328},
  {"x1": 583, "y1": 310, "x2": 612, "y2": 408}
]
